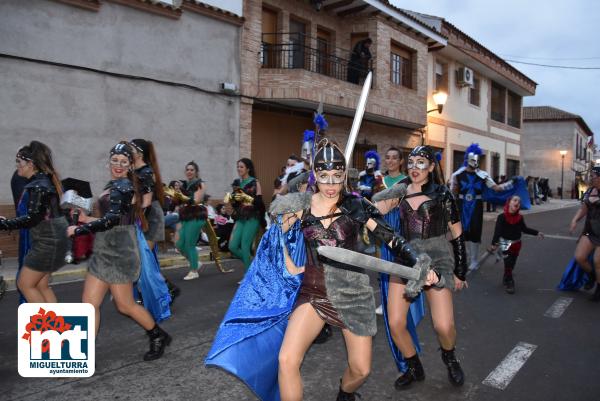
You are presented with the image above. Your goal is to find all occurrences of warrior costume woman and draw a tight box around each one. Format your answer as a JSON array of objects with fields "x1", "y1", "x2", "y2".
[
  {"x1": 70, "y1": 142, "x2": 171, "y2": 361},
  {"x1": 206, "y1": 140, "x2": 421, "y2": 401},
  {"x1": 559, "y1": 167, "x2": 600, "y2": 300},
  {"x1": 373, "y1": 145, "x2": 468, "y2": 389},
  {"x1": 1, "y1": 143, "x2": 69, "y2": 303}
]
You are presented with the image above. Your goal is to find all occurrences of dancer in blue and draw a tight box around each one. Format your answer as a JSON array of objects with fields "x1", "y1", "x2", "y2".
[
  {"x1": 357, "y1": 150, "x2": 383, "y2": 200},
  {"x1": 374, "y1": 145, "x2": 468, "y2": 389},
  {"x1": 206, "y1": 139, "x2": 434, "y2": 401},
  {"x1": 559, "y1": 166, "x2": 600, "y2": 300},
  {"x1": 450, "y1": 143, "x2": 520, "y2": 271}
]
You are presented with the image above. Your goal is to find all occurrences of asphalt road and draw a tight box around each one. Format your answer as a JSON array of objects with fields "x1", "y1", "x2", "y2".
[{"x1": 1, "y1": 205, "x2": 597, "y2": 401}]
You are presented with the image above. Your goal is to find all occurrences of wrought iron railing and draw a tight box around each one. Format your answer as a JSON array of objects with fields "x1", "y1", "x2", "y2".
[{"x1": 260, "y1": 33, "x2": 373, "y2": 85}]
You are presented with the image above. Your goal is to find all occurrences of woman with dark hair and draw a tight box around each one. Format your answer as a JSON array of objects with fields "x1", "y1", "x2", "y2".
[
  {"x1": 206, "y1": 139, "x2": 430, "y2": 401},
  {"x1": 130, "y1": 139, "x2": 166, "y2": 248},
  {"x1": 373, "y1": 145, "x2": 468, "y2": 390},
  {"x1": 0, "y1": 141, "x2": 69, "y2": 303},
  {"x1": 383, "y1": 147, "x2": 407, "y2": 189},
  {"x1": 66, "y1": 142, "x2": 170, "y2": 361},
  {"x1": 130, "y1": 138, "x2": 178, "y2": 311},
  {"x1": 227, "y1": 158, "x2": 264, "y2": 271},
  {"x1": 177, "y1": 161, "x2": 206, "y2": 280}
]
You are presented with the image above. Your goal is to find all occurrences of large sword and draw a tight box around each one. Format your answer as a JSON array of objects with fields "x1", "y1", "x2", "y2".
[
  {"x1": 317, "y1": 246, "x2": 442, "y2": 298},
  {"x1": 344, "y1": 71, "x2": 372, "y2": 168}
]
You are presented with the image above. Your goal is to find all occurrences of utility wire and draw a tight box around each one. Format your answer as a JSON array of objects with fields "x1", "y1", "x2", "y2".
[
  {"x1": 504, "y1": 59, "x2": 600, "y2": 70},
  {"x1": 499, "y1": 54, "x2": 600, "y2": 61}
]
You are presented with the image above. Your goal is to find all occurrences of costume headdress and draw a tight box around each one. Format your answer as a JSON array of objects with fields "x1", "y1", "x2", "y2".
[
  {"x1": 364, "y1": 150, "x2": 380, "y2": 171},
  {"x1": 463, "y1": 143, "x2": 482, "y2": 168},
  {"x1": 110, "y1": 142, "x2": 134, "y2": 163}
]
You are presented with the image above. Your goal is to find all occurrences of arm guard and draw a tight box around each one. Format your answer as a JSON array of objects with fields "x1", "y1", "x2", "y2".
[
  {"x1": 341, "y1": 195, "x2": 418, "y2": 267},
  {"x1": 442, "y1": 188, "x2": 461, "y2": 225},
  {"x1": 372, "y1": 223, "x2": 418, "y2": 267},
  {"x1": 136, "y1": 166, "x2": 155, "y2": 194},
  {"x1": 450, "y1": 233, "x2": 468, "y2": 281},
  {"x1": 74, "y1": 180, "x2": 133, "y2": 236},
  {"x1": 0, "y1": 187, "x2": 48, "y2": 230}
]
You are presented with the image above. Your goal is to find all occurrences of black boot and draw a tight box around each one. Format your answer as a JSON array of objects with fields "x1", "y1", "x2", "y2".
[
  {"x1": 144, "y1": 325, "x2": 171, "y2": 361},
  {"x1": 165, "y1": 277, "x2": 181, "y2": 304},
  {"x1": 504, "y1": 276, "x2": 515, "y2": 294},
  {"x1": 394, "y1": 354, "x2": 425, "y2": 390},
  {"x1": 441, "y1": 348, "x2": 464, "y2": 386},
  {"x1": 336, "y1": 384, "x2": 361, "y2": 401},
  {"x1": 313, "y1": 324, "x2": 333, "y2": 345},
  {"x1": 590, "y1": 284, "x2": 600, "y2": 302},
  {"x1": 584, "y1": 270, "x2": 596, "y2": 290}
]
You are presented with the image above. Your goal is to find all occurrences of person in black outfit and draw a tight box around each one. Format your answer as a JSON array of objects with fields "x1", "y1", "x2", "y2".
[
  {"x1": 11, "y1": 170, "x2": 29, "y2": 210},
  {"x1": 489, "y1": 195, "x2": 544, "y2": 294},
  {"x1": 1, "y1": 142, "x2": 69, "y2": 303},
  {"x1": 347, "y1": 38, "x2": 372, "y2": 84},
  {"x1": 67, "y1": 142, "x2": 171, "y2": 361}
]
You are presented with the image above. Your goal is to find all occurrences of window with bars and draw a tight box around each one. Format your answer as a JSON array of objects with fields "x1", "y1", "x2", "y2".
[
  {"x1": 390, "y1": 43, "x2": 413, "y2": 89},
  {"x1": 491, "y1": 81, "x2": 506, "y2": 123},
  {"x1": 507, "y1": 91, "x2": 522, "y2": 128}
]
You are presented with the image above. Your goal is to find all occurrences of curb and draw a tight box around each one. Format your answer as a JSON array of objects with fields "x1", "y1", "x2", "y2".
[{"x1": 2, "y1": 251, "x2": 233, "y2": 291}]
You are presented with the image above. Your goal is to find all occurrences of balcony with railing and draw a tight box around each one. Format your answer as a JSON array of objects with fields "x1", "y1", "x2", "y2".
[{"x1": 260, "y1": 32, "x2": 372, "y2": 85}]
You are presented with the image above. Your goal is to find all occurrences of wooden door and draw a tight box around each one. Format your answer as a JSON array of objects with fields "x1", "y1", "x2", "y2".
[
  {"x1": 289, "y1": 19, "x2": 306, "y2": 69},
  {"x1": 316, "y1": 28, "x2": 331, "y2": 75},
  {"x1": 262, "y1": 8, "x2": 278, "y2": 67}
]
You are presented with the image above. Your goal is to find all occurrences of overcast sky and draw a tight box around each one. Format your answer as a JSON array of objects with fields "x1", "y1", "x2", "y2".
[{"x1": 392, "y1": 0, "x2": 600, "y2": 146}]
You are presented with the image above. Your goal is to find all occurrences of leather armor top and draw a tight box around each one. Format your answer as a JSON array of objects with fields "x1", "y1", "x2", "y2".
[{"x1": 0, "y1": 172, "x2": 61, "y2": 230}]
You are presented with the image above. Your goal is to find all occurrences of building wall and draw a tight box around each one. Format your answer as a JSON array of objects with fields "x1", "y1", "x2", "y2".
[
  {"x1": 426, "y1": 52, "x2": 525, "y2": 180},
  {"x1": 0, "y1": 0, "x2": 241, "y2": 203},
  {"x1": 522, "y1": 120, "x2": 587, "y2": 196}
]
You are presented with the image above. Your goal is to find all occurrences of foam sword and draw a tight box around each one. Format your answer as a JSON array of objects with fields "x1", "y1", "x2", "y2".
[{"x1": 317, "y1": 246, "x2": 442, "y2": 298}]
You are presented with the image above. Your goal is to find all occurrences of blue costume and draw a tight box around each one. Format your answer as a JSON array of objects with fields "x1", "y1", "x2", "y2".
[{"x1": 205, "y1": 219, "x2": 305, "y2": 401}]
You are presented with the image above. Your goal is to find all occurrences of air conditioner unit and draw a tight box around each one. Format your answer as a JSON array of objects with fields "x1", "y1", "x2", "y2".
[{"x1": 457, "y1": 67, "x2": 474, "y2": 87}]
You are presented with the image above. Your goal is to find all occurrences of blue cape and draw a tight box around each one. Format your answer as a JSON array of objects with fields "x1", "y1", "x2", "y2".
[
  {"x1": 557, "y1": 255, "x2": 593, "y2": 291},
  {"x1": 205, "y1": 219, "x2": 305, "y2": 401},
  {"x1": 17, "y1": 192, "x2": 31, "y2": 304},
  {"x1": 483, "y1": 176, "x2": 531, "y2": 209},
  {"x1": 379, "y1": 207, "x2": 425, "y2": 372},
  {"x1": 135, "y1": 225, "x2": 171, "y2": 322}
]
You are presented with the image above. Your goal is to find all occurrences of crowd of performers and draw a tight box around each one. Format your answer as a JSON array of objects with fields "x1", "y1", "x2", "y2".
[{"x1": 2, "y1": 115, "x2": 595, "y2": 400}]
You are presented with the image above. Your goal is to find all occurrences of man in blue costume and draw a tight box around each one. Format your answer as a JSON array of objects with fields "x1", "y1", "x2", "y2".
[
  {"x1": 450, "y1": 143, "x2": 519, "y2": 271},
  {"x1": 357, "y1": 150, "x2": 383, "y2": 200}
]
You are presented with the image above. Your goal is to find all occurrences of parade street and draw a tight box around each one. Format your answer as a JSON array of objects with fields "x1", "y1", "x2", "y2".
[{"x1": 1, "y1": 205, "x2": 597, "y2": 401}]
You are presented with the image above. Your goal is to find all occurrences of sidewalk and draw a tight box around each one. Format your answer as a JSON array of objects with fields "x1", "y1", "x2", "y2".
[
  {"x1": 482, "y1": 198, "x2": 579, "y2": 221},
  {"x1": 0, "y1": 247, "x2": 232, "y2": 292}
]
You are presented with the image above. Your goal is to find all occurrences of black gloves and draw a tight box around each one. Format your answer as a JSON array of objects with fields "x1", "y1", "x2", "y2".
[{"x1": 450, "y1": 233, "x2": 468, "y2": 281}]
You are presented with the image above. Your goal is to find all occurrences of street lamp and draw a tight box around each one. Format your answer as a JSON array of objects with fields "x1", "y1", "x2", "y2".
[
  {"x1": 422, "y1": 91, "x2": 448, "y2": 144},
  {"x1": 428, "y1": 91, "x2": 448, "y2": 114},
  {"x1": 560, "y1": 150, "x2": 567, "y2": 199}
]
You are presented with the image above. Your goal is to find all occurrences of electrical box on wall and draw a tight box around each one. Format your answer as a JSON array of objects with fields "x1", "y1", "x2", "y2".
[{"x1": 456, "y1": 67, "x2": 474, "y2": 87}]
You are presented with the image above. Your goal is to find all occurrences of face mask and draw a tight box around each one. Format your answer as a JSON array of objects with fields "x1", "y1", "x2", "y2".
[
  {"x1": 315, "y1": 172, "x2": 345, "y2": 185},
  {"x1": 467, "y1": 153, "x2": 479, "y2": 169},
  {"x1": 407, "y1": 159, "x2": 430, "y2": 171}
]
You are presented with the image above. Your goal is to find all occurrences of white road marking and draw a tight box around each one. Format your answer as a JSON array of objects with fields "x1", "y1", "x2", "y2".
[
  {"x1": 543, "y1": 297, "x2": 573, "y2": 318},
  {"x1": 482, "y1": 342, "x2": 537, "y2": 390}
]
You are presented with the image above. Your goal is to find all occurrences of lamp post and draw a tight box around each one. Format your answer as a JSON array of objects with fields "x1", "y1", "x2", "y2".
[
  {"x1": 422, "y1": 91, "x2": 448, "y2": 144},
  {"x1": 559, "y1": 150, "x2": 567, "y2": 199}
]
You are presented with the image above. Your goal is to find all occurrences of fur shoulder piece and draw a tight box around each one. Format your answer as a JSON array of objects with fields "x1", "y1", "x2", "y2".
[
  {"x1": 372, "y1": 183, "x2": 407, "y2": 202},
  {"x1": 269, "y1": 192, "x2": 312, "y2": 216}
]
